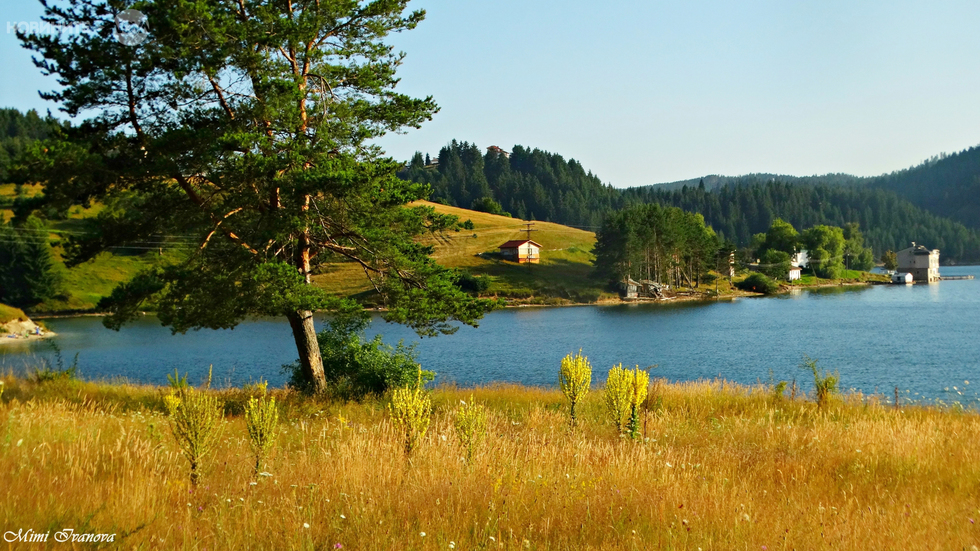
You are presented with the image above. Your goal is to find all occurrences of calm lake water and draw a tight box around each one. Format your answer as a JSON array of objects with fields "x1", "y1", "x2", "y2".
[{"x1": 4, "y1": 266, "x2": 979, "y2": 403}]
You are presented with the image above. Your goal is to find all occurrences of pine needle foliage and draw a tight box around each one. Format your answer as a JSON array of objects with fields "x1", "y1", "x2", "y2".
[
  {"x1": 559, "y1": 350, "x2": 592, "y2": 425},
  {"x1": 389, "y1": 369, "x2": 432, "y2": 456},
  {"x1": 605, "y1": 364, "x2": 649, "y2": 439},
  {"x1": 244, "y1": 393, "x2": 279, "y2": 475},
  {"x1": 164, "y1": 388, "x2": 223, "y2": 485},
  {"x1": 453, "y1": 395, "x2": 487, "y2": 463}
]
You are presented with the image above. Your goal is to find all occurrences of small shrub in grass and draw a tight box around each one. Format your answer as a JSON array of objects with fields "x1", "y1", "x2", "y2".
[
  {"x1": 453, "y1": 395, "x2": 487, "y2": 463},
  {"x1": 244, "y1": 392, "x2": 279, "y2": 475},
  {"x1": 389, "y1": 369, "x2": 431, "y2": 456},
  {"x1": 767, "y1": 369, "x2": 788, "y2": 401},
  {"x1": 572, "y1": 288, "x2": 602, "y2": 303},
  {"x1": 243, "y1": 380, "x2": 269, "y2": 397},
  {"x1": 735, "y1": 273, "x2": 779, "y2": 294},
  {"x1": 605, "y1": 364, "x2": 649, "y2": 439},
  {"x1": 801, "y1": 355, "x2": 838, "y2": 408},
  {"x1": 558, "y1": 350, "x2": 591, "y2": 426},
  {"x1": 457, "y1": 272, "x2": 491, "y2": 294},
  {"x1": 164, "y1": 388, "x2": 223, "y2": 485},
  {"x1": 30, "y1": 341, "x2": 78, "y2": 383},
  {"x1": 166, "y1": 369, "x2": 189, "y2": 391}
]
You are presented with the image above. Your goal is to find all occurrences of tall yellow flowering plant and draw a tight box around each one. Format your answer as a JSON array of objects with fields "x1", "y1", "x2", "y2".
[
  {"x1": 389, "y1": 368, "x2": 432, "y2": 456},
  {"x1": 605, "y1": 364, "x2": 649, "y2": 439},
  {"x1": 559, "y1": 350, "x2": 592, "y2": 425},
  {"x1": 453, "y1": 395, "x2": 488, "y2": 463},
  {"x1": 244, "y1": 391, "x2": 279, "y2": 474},
  {"x1": 164, "y1": 388, "x2": 223, "y2": 485}
]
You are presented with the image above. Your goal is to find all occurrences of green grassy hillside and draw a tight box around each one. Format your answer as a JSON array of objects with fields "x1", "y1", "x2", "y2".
[
  {"x1": 4, "y1": 192, "x2": 605, "y2": 312},
  {"x1": 0, "y1": 303, "x2": 27, "y2": 324},
  {"x1": 314, "y1": 201, "x2": 607, "y2": 302}
]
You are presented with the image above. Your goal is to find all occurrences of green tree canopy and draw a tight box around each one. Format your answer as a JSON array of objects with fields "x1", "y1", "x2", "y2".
[
  {"x1": 762, "y1": 218, "x2": 799, "y2": 256},
  {"x1": 593, "y1": 203, "x2": 719, "y2": 288},
  {"x1": 842, "y1": 222, "x2": 875, "y2": 271},
  {"x1": 801, "y1": 225, "x2": 846, "y2": 279},
  {"x1": 759, "y1": 249, "x2": 791, "y2": 280},
  {"x1": 881, "y1": 250, "x2": 898, "y2": 271},
  {"x1": 0, "y1": 216, "x2": 65, "y2": 308},
  {"x1": 17, "y1": 0, "x2": 496, "y2": 391}
]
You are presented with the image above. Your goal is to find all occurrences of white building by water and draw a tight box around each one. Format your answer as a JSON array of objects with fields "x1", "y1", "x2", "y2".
[{"x1": 897, "y1": 242, "x2": 940, "y2": 283}]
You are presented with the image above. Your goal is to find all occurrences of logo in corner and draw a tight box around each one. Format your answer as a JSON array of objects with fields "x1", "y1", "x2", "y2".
[{"x1": 113, "y1": 9, "x2": 149, "y2": 46}]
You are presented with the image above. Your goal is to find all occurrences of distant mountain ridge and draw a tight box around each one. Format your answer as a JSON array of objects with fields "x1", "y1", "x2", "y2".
[
  {"x1": 650, "y1": 145, "x2": 980, "y2": 230},
  {"x1": 869, "y1": 146, "x2": 980, "y2": 229},
  {"x1": 653, "y1": 173, "x2": 868, "y2": 192}
]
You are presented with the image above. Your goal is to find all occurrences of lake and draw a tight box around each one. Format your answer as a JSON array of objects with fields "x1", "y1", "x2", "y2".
[{"x1": 4, "y1": 267, "x2": 979, "y2": 403}]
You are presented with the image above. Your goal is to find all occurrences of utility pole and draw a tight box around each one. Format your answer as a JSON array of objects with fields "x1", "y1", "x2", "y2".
[{"x1": 522, "y1": 222, "x2": 538, "y2": 268}]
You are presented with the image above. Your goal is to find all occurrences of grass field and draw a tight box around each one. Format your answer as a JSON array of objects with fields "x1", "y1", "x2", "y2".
[
  {"x1": 0, "y1": 304, "x2": 27, "y2": 324},
  {"x1": 795, "y1": 269, "x2": 890, "y2": 286},
  {"x1": 313, "y1": 201, "x2": 606, "y2": 302},
  {"x1": 0, "y1": 372, "x2": 978, "y2": 550}
]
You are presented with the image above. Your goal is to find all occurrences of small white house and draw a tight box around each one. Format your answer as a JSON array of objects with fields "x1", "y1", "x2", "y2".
[
  {"x1": 788, "y1": 266, "x2": 802, "y2": 281},
  {"x1": 498, "y1": 239, "x2": 541, "y2": 264},
  {"x1": 891, "y1": 272, "x2": 914, "y2": 284},
  {"x1": 791, "y1": 250, "x2": 809, "y2": 268},
  {"x1": 897, "y1": 242, "x2": 940, "y2": 282}
]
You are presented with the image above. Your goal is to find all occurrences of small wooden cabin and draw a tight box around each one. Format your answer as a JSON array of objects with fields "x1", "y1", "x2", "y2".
[
  {"x1": 618, "y1": 278, "x2": 640, "y2": 299},
  {"x1": 499, "y1": 239, "x2": 541, "y2": 264}
]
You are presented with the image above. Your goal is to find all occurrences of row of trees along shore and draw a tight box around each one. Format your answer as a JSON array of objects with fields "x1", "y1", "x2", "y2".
[
  {"x1": 592, "y1": 205, "x2": 881, "y2": 290},
  {"x1": 398, "y1": 142, "x2": 980, "y2": 263}
]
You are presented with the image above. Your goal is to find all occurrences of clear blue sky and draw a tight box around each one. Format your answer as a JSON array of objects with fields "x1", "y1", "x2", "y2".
[{"x1": 3, "y1": 0, "x2": 980, "y2": 187}]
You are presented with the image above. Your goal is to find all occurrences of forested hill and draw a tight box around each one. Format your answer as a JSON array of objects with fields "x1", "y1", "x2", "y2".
[
  {"x1": 0, "y1": 108, "x2": 63, "y2": 182},
  {"x1": 398, "y1": 141, "x2": 980, "y2": 262},
  {"x1": 651, "y1": 146, "x2": 980, "y2": 230},
  {"x1": 867, "y1": 146, "x2": 980, "y2": 229},
  {"x1": 398, "y1": 140, "x2": 620, "y2": 228}
]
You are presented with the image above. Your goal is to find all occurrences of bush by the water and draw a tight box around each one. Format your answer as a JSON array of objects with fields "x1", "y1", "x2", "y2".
[
  {"x1": 456, "y1": 272, "x2": 491, "y2": 294},
  {"x1": 736, "y1": 273, "x2": 779, "y2": 294},
  {"x1": 285, "y1": 312, "x2": 432, "y2": 399}
]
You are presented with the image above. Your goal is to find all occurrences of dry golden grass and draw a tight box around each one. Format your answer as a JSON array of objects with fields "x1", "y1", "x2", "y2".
[{"x1": 1, "y1": 376, "x2": 979, "y2": 550}]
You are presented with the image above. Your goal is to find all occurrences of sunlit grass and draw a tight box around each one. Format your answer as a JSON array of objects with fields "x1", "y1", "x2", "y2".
[
  {"x1": 0, "y1": 374, "x2": 978, "y2": 549},
  {"x1": 0, "y1": 303, "x2": 27, "y2": 324}
]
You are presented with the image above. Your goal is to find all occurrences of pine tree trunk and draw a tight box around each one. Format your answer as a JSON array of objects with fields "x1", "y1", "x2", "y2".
[{"x1": 286, "y1": 309, "x2": 327, "y2": 393}]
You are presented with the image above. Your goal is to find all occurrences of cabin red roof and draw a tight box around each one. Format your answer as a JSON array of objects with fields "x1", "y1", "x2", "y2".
[{"x1": 499, "y1": 239, "x2": 542, "y2": 249}]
